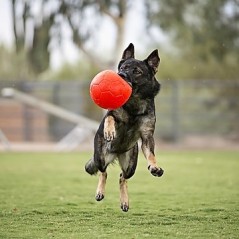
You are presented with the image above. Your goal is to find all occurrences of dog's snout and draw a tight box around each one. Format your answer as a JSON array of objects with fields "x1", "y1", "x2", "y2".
[
  {"x1": 118, "y1": 72, "x2": 132, "y2": 87},
  {"x1": 118, "y1": 72, "x2": 127, "y2": 79}
]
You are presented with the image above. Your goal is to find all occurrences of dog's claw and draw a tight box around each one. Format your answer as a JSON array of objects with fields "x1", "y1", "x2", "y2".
[
  {"x1": 95, "y1": 193, "x2": 104, "y2": 201},
  {"x1": 104, "y1": 131, "x2": 115, "y2": 141},
  {"x1": 121, "y1": 203, "x2": 129, "y2": 212},
  {"x1": 148, "y1": 166, "x2": 164, "y2": 177}
]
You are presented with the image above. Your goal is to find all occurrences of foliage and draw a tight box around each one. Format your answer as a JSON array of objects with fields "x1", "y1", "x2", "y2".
[
  {"x1": 157, "y1": 51, "x2": 239, "y2": 80},
  {"x1": 11, "y1": 0, "x2": 53, "y2": 73},
  {"x1": 146, "y1": 0, "x2": 239, "y2": 63},
  {"x1": 146, "y1": 0, "x2": 239, "y2": 127},
  {"x1": 39, "y1": 61, "x2": 99, "y2": 81},
  {"x1": 0, "y1": 46, "x2": 35, "y2": 80},
  {"x1": 10, "y1": 0, "x2": 129, "y2": 73},
  {"x1": 146, "y1": 0, "x2": 239, "y2": 80},
  {"x1": 54, "y1": 0, "x2": 128, "y2": 68},
  {"x1": 0, "y1": 151, "x2": 238, "y2": 238},
  {"x1": 5, "y1": 0, "x2": 239, "y2": 80}
]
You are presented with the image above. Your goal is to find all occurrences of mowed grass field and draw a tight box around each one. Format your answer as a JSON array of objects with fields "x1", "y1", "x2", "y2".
[{"x1": 0, "y1": 150, "x2": 238, "y2": 238}]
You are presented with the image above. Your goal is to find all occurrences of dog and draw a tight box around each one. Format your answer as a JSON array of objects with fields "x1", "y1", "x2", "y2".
[{"x1": 85, "y1": 43, "x2": 164, "y2": 212}]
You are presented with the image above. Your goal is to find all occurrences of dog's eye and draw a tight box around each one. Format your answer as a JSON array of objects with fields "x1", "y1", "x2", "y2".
[
  {"x1": 120, "y1": 65, "x2": 128, "y2": 71},
  {"x1": 133, "y1": 69, "x2": 142, "y2": 75}
]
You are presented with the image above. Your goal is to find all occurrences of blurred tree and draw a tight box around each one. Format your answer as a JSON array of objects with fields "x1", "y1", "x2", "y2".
[
  {"x1": 9, "y1": 0, "x2": 239, "y2": 78},
  {"x1": 145, "y1": 0, "x2": 239, "y2": 136},
  {"x1": 145, "y1": 0, "x2": 239, "y2": 63},
  {"x1": 11, "y1": 0, "x2": 55, "y2": 74},
  {"x1": 56, "y1": 0, "x2": 127, "y2": 69},
  {"x1": 0, "y1": 47, "x2": 35, "y2": 80},
  {"x1": 10, "y1": 0, "x2": 128, "y2": 74}
]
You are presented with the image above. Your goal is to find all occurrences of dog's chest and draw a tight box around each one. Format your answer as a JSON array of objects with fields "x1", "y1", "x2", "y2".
[
  {"x1": 108, "y1": 117, "x2": 144, "y2": 153},
  {"x1": 123, "y1": 97, "x2": 148, "y2": 116}
]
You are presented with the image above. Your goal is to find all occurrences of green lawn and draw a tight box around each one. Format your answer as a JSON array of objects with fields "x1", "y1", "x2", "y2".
[{"x1": 0, "y1": 150, "x2": 238, "y2": 238}]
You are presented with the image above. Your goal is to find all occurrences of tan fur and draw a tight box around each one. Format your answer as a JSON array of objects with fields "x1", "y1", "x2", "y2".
[
  {"x1": 142, "y1": 143, "x2": 158, "y2": 167},
  {"x1": 104, "y1": 116, "x2": 116, "y2": 141},
  {"x1": 96, "y1": 172, "x2": 107, "y2": 197},
  {"x1": 119, "y1": 175, "x2": 129, "y2": 210}
]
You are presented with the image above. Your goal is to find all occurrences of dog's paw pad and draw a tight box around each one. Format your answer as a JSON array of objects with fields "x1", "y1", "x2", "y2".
[
  {"x1": 148, "y1": 166, "x2": 164, "y2": 177},
  {"x1": 121, "y1": 203, "x2": 129, "y2": 212},
  {"x1": 95, "y1": 193, "x2": 104, "y2": 201}
]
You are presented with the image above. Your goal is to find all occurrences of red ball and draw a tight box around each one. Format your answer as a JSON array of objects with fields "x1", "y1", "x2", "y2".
[{"x1": 90, "y1": 70, "x2": 132, "y2": 110}]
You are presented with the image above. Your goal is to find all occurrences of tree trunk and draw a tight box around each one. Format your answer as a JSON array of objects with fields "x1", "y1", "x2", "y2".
[
  {"x1": 11, "y1": 0, "x2": 24, "y2": 52},
  {"x1": 28, "y1": 17, "x2": 52, "y2": 74}
]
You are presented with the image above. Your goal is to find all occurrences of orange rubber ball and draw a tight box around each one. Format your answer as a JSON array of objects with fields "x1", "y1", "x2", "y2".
[{"x1": 90, "y1": 70, "x2": 132, "y2": 110}]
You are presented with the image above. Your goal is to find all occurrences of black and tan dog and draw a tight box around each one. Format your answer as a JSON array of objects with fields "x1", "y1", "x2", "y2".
[{"x1": 85, "y1": 43, "x2": 164, "y2": 212}]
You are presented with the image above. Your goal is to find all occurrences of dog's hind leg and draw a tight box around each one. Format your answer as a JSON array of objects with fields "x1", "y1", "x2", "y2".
[
  {"x1": 118, "y1": 143, "x2": 138, "y2": 179},
  {"x1": 95, "y1": 152, "x2": 117, "y2": 201},
  {"x1": 118, "y1": 144, "x2": 138, "y2": 212},
  {"x1": 95, "y1": 171, "x2": 107, "y2": 201},
  {"x1": 119, "y1": 174, "x2": 129, "y2": 212}
]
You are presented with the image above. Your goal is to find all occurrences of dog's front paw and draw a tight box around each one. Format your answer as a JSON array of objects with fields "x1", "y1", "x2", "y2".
[
  {"x1": 148, "y1": 165, "x2": 164, "y2": 177},
  {"x1": 104, "y1": 128, "x2": 116, "y2": 141},
  {"x1": 104, "y1": 116, "x2": 116, "y2": 141}
]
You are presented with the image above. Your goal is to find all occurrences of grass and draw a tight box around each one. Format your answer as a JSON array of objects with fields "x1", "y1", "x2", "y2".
[{"x1": 0, "y1": 150, "x2": 238, "y2": 238}]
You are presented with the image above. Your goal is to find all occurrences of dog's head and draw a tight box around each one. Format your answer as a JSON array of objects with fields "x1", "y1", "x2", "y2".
[{"x1": 118, "y1": 43, "x2": 160, "y2": 99}]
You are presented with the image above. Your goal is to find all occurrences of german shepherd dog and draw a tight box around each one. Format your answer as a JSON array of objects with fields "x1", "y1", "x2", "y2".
[{"x1": 85, "y1": 43, "x2": 164, "y2": 212}]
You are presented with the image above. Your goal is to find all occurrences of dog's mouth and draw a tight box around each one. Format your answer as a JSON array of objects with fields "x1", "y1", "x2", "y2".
[{"x1": 118, "y1": 72, "x2": 132, "y2": 87}]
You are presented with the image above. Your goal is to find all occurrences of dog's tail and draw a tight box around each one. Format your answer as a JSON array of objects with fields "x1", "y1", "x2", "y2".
[{"x1": 85, "y1": 158, "x2": 98, "y2": 175}]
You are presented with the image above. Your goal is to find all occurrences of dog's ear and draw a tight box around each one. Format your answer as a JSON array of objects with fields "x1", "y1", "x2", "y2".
[
  {"x1": 122, "y1": 43, "x2": 135, "y2": 60},
  {"x1": 146, "y1": 49, "x2": 160, "y2": 74}
]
